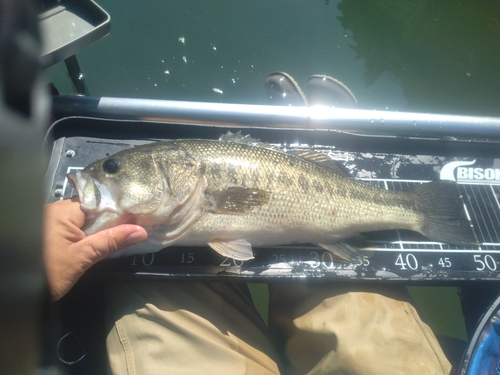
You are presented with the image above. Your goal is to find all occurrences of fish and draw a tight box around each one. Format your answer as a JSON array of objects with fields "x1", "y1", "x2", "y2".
[{"x1": 67, "y1": 132, "x2": 477, "y2": 262}]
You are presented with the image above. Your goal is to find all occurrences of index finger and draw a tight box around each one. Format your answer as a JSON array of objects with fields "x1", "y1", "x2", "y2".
[{"x1": 45, "y1": 197, "x2": 86, "y2": 228}]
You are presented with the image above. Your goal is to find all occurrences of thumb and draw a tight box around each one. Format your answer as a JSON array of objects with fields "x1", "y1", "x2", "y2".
[{"x1": 80, "y1": 225, "x2": 148, "y2": 263}]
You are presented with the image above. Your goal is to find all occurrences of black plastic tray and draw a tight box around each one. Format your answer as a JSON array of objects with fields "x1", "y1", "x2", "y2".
[{"x1": 45, "y1": 116, "x2": 500, "y2": 282}]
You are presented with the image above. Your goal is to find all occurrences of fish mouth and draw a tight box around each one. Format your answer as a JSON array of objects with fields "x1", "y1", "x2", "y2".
[
  {"x1": 66, "y1": 171, "x2": 101, "y2": 213},
  {"x1": 66, "y1": 171, "x2": 118, "y2": 216},
  {"x1": 67, "y1": 171, "x2": 128, "y2": 235}
]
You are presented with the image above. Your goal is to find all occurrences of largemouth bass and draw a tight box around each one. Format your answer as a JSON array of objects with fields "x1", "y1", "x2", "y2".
[{"x1": 67, "y1": 132, "x2": 477, "y2": 262}]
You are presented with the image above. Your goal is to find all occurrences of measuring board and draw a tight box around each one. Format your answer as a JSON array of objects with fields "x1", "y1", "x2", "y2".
[{"x1": 45, "y1": 117, "x2": 500, "y2": 282}]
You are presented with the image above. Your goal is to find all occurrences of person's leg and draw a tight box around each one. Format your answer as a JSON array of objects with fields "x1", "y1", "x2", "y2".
[
  {"x1": 269, "y1": 283, "x2": 451, "y2": 375},
  {"x1": 107, "y1": 281, "x2": 282, "y2": 375}
]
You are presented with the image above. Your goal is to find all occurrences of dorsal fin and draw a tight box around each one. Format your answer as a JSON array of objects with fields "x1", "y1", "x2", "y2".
[
  {"x1": 288, "y1": 149, "x2": 352, "y2": 177},
  {"x1": 219, "y1": 132, "x2": 351, "y2": 177},
  {"x1": 219, "y1": 131, "x2": 281, "y2": 151},
  {"x1": 219, "y1": 131, "x2": 258, "y2": 144}
]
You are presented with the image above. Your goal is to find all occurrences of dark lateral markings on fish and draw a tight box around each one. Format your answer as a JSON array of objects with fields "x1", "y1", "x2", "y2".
[{"x1": 66, "y1": 132, "x2": 479, "y2": 264}]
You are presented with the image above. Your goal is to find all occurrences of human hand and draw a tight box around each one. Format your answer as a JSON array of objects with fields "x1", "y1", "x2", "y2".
[{"x1": 43, "y1": 198, "x2": 147, "y2": 301}]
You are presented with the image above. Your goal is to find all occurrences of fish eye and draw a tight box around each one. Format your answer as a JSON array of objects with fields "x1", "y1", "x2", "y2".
[{"x1": 103, "y1": 158, "x2": 120, "y2": 174}]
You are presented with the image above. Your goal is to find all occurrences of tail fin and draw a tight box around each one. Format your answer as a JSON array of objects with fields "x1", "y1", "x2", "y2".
[{"x1": 408, "y1": 181, "x2": 478, "y2": 246}]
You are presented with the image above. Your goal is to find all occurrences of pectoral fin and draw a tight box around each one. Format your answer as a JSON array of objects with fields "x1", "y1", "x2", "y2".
[
  {"x1": 208, "y1": 239, "x2": 255, "y2": 260},
  {"x1": 208, "y1": 187, "x2": 270, "y2": 215}
]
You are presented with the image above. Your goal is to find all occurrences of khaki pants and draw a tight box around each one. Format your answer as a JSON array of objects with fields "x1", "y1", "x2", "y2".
[{"x1": 106, "y1": 281, "x2": 451, "y2": 375}]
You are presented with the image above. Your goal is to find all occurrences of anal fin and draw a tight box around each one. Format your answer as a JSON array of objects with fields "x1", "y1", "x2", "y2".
[
  {"x1": 319, "y1": 240, "x2": 371, "y2": 264},
  {"x1": 208, "y1": 239, "x2": 255, "y2": 260}
]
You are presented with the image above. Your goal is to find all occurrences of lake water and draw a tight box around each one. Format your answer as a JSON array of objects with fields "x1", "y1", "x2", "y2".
[{"x1": 46, "y1": 0, "x2": 500, "y2": 116}]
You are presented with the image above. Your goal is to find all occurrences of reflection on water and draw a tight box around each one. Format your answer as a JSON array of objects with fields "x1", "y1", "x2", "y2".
[
  {"x1": 46, "y1": 0, "x2": 499, "y2": 115},
  {"x1": 338, "y1": 0, "x2": 500, "y2": 115}
]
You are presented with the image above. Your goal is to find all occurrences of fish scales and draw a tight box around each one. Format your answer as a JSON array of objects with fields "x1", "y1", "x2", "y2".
[
  {"x1": 67, "y1": 133, "x2": 477, "y2": 262},
  {"x1": 175, "y1": 139, "x2": 421, "y2": 244}
]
